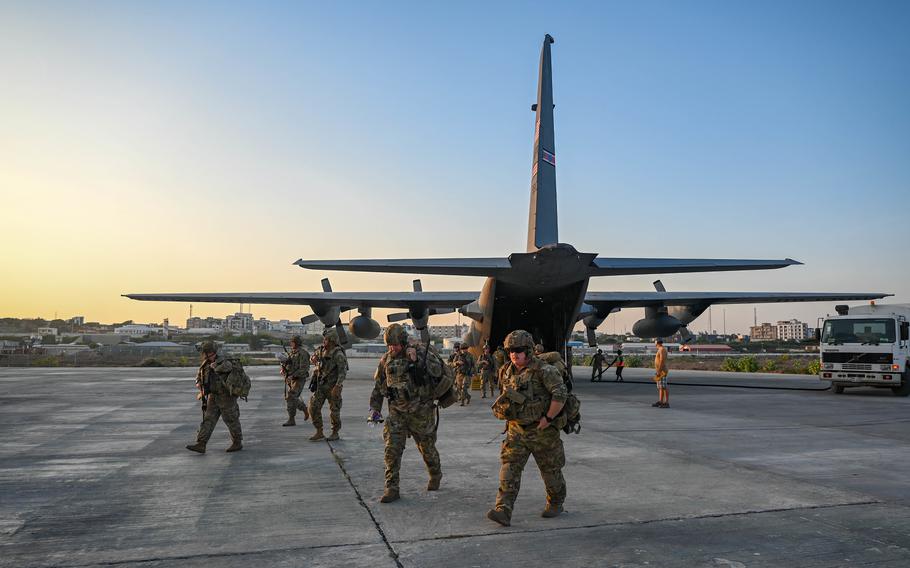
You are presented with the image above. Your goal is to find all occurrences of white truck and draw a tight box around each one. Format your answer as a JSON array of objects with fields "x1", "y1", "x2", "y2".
[{"x1": 818, "y1": 303, "x2": 910, "y2": 395}]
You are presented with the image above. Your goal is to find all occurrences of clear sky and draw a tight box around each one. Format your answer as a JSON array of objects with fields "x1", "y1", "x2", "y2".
[{"x1": 1, "y1": 1, "x2": 908, "y2": 334}]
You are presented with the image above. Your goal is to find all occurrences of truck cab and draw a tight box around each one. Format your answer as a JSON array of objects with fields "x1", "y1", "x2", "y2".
[{"x1": 819, "y1": 303, "x2": 910, "y2": 395}]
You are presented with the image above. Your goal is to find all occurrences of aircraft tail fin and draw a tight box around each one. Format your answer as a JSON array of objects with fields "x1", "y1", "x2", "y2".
[{"x1": 527, "y1": 34, "x2": 558, "y2": 252}]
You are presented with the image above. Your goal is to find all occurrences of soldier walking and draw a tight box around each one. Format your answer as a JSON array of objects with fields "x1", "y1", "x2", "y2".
[
  {"x1": 308, "y1": 328, "x2": 348, "y2": 441},
  {"x1": 186, "y1": 341, "x2": 243, "y2": 453},
  {"x1": 369, "y1": 324, "x2": 445, "y2": 503},
  {"x1": 281, "y1": 335, "x2": 310, "y2": 426},
  {"x1": 454, "y1": 344, "x2": 475, "y2": 405},
  {"x1": 591, "y1": 348, "x2": 605, "y2": 382},
  {"x1": 487, "y1": 330, "x2": 567, "y2": 527},
  {"x1": 478, "y1": 344, "x2": 496, "y2": 398}
]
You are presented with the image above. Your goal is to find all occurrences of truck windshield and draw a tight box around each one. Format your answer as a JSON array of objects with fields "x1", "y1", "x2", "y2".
[{"x1": 821, "y1": 318, "x2": 895, "y2": 345}]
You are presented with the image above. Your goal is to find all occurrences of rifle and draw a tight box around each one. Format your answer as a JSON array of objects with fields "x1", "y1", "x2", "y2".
[
  {"x1": 280, "y1": 341, "x2": 291, "y2": 400},
  {"x1": 195, "y1": 362, "x2": 212, "y2": 416},
  {"x1": 309, "y1": 347, "x2": 321, "y2": 393}
]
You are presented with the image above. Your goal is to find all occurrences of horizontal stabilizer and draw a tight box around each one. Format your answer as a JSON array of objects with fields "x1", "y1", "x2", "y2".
[
  {"x1": 294, "y1": 258, "x2": 511, "y2": 277},
  {"x1": 590, "y1": 257, "x2": 802, "y2": 276},
  {"x1": 123, "y1": 291, "x2": 478, "y2": 309}
]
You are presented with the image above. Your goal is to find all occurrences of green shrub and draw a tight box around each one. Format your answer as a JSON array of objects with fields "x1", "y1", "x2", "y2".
[
  {"x1": 138, "y1": 357, "x2": 164, "y2": 367},
  {"x1": 721, "y1": 357, "x2": 739, "y2": 372},
  {"x1": 806, "y1": 359, "x2": 821, "y2": 375},
  {"x1": 738, "y1": 356, "x2": 759, "y2": 373},
  {"x1": 624, "y1": 355, "x2": 643, "y2": 368},
  {"x1": 762, "y1": 360, "x2": 777, "y2": 372}
]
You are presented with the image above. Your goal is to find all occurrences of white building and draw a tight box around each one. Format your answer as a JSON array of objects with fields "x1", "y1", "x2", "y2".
[
  {"x1": 37, "y1": 327, "x2": 58, "y2": 337},
  {"x1": 776, "y1": 319, "x2": 810, "y2": 341}
]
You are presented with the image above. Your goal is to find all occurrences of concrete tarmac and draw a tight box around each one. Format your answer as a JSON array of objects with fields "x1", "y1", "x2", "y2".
[{"x1": 2, "y1": 362, "x2": 909, "y2": 567}]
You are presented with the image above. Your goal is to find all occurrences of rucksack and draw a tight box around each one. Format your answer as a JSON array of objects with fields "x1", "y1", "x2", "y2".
[
  {"x1": 558, "y1": 392, "x2": 581, "y2": 434},
  {"x1": 538, "y1": 352, "x2": 580, "y2": 433},
  {"x1": 424, "y1": 346, "x2": 457, "y2": 408},
  {"x1": 225, "y1": 358, "x2": 252, "y2": 401}
]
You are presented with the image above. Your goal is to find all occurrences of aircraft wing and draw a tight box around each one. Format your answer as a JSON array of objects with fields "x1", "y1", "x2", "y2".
[
  {"x1": 589, "y1": 257, "x2": 803, "y2": 276},
  {"x1": 123, "y1": 292, "x2": 479, "y2": 310},
  {"x1": 584, "y1": 291, "x2": 891, "y2": 309},
  {"x1": 294, "y1": 258, "x2": 511, "y2": 277}
]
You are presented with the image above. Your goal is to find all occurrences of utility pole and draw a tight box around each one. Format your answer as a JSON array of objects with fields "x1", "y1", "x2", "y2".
[
  {"x1": 709, "y1": 307, "x2": 713, "y2": 335},
  {"x1": 754, "y1": 307, "x2": 757, "y2": 327},
  {"x1": 723, "y1": 309, "x2": 726, "y2": 336}
]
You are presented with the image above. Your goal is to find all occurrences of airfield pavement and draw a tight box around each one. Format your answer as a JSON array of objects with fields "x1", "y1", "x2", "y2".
[{"x1": 1, "y1": 361, "x2": 910, "y2": 568}]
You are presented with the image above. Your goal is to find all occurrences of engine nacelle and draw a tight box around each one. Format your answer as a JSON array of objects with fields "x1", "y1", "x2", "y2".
[
  {"x1": 632, "y1": 314, "x2": 683, "y2": 338},
  {"x1": 348, "y1": 315, "x2": 381, "y2": 340}
]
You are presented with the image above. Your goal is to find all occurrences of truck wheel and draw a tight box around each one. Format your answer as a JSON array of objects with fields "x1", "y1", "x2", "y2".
[
  {"x1": 833, "y1": 384, "x2": 845, "y2": 394},
  {"x1": 891, "y1": 371, "x2": 910, "y2": 397}
]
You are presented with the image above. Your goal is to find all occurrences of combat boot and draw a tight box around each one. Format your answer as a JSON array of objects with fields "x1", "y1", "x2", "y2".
[
  {"x1": 379, "y1": 488, "x2": 400, "y2": 503},
  {"x1": 486, "y1": 508, "x2": 511, "y2": 527},
  {"x1": 427, "y1": 474, "x2": 442, "y2": 491},
  {"x1": 185, "y1": 442, "x2": 206, "y2": 454},
  {"x1": 297, "y1": 401, "x2": 310, "y2": 421},
  {"x1": 309, "y1": 429, "x2": 325, "y2": 441},
  {"x1": 326, "y1": 429, "x2": 340, "y2": 441},
  {"x1": 225, "y1": 440, "x2": 243, "y2": 452},
  {"x1": 541, "y1": 503, "x2": 563, "y2": 518},
  {"x1": 282, "y1": 417, "x2": 296, "y2": 427}
]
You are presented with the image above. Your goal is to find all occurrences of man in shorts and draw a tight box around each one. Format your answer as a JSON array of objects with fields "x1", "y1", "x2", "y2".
[{"x1": 652, "y1": 339, "x2": 669, "y2": 408}]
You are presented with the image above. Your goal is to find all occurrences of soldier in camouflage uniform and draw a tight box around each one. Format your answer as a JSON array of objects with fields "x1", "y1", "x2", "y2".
[
  {"x1": 308, "y1": 328, "x2": 348, "y2": 441},
  {"x1": 281, "y1": 335, "x2": 311, "y2": 427},
  {"x1": 486, "y1": 330, "x2": 568, "y2": 526},
  {"x1": 453, "y1": 344, "x2": 475, "y2": 406},
  {"x1": 369, "y1": 324, "x2": 445, "y2": 503},
  {"x1": 478, "y1": 344, "x2": 496, "y2": 398},
  {"x1": 186, "y1": 341, "x2": 243, "y2": 453}
]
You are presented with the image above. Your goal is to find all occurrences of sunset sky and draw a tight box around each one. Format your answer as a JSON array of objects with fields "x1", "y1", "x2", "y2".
[{"x1": 2, "y1": 1, "x2": 908, "y2": 334}]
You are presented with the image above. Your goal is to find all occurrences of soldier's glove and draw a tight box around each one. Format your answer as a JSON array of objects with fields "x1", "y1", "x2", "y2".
[{"x1": 368, "y1": 410, "x2": 383, "y2": 423}]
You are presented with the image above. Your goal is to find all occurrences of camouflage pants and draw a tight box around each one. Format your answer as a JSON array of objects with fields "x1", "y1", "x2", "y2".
[
  {"x1": 481, "y1": 371, "x2": 495, "y2": 397},
  {"x1": 285, "y1": 378, "x2": 305, "y2": 418},
  {"x1": 456, "y1": 373, "x2": 472, "y2": 403},
  {"x1": 383, "y1": 406, "x2": 441, "y2": 491},
  {"x1": 196, "y1": 393, "x2": 242, "y2": 444},
  {"x1": 309, "y1": 381, "x2": 342, "y2": 432},
  {"x1": 495, "y1": 421, "x2": 566, "y2": 514}
]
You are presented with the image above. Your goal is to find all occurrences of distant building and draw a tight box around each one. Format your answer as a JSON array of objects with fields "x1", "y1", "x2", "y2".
[
  {"x1": 749, "y1": 323, "x2": 777, "y2": 341},
  {"x1": 186, "y1": 317, "x2": 224, "y2": 330},
  {"x1": 776, "y1": 319, "x2": 810, "y2": 341},
  {"x1": 114, "y1": 324, "x2": 163, "y2": 337},
  {"x1": 68, "y1": 316, "x2": 85, "y2": 326},
  {"x1": 429, "y1": 324, "x2": 470, "y2": 339},
  {"x1": 225, "y1": 313, "x2": 253, "y2": 333},
  {"x1": 221, "y1": 343, "x2": 251, "y2": 354},
  {"x1": 37, "y1": 327, "x2": 58, "y2": 337}
]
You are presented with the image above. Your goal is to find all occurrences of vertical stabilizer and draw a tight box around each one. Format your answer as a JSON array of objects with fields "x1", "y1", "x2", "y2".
[{"x1": 527, "y1": 34, "x2": 558, "y2": 252}]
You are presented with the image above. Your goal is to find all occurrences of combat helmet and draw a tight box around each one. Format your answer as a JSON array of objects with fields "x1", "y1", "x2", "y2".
[
  {"x1": 503, "y1": 330, "x2": 535, "y2": 353},
  {"x1": 290, "y1": 334, "x2": 302, "y2": 346},
  {"x1": 534, "y1": 343, "x2": 545, "y2": 354},
  {"x1": 383, "y1": 323, "x2": 408, "y2": 346},
  {"x1": 200, "y1": 341, "x2": 217, "y2": 354},
  {"x1": 323, "y1": 327, "x2": 340, "y2": 345}
]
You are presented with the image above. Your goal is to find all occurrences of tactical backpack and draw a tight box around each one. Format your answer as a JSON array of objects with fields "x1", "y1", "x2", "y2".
[
  {"x1": 557, "y1": 392, "x2": 581, "y2": 434},
  {"x1": 225, "y1": 358, "x2": 252, "y2": 401},
  {"x1": 425, "y1": 346, "x2": 457, "y2": 408}
]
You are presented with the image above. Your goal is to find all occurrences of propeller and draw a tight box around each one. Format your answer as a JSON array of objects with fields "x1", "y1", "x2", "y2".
[{"x1": 385, "y1": 279, "x2": 453, "y2": 343}]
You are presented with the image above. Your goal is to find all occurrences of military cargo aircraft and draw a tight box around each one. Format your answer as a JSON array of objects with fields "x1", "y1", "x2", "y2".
[{"x1": 126, "y1": 34, "x2": 888, "y2": 354}]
